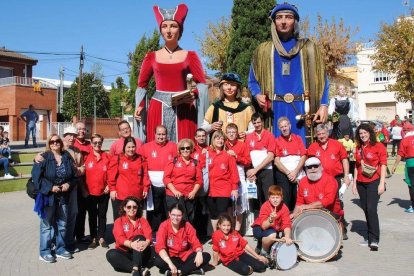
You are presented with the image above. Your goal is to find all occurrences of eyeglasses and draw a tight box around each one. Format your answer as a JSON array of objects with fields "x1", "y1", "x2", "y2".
[
  {"x1": 92, "y1": 141, "x2": 103, "y2": 146},
  {"x1": 49, "y1": 139, "x2": 61, "y2": 145},
  {"x1": 119, "y1": 127, "x2": 130, "y2": 132},
  {"x1": 305, "y1": 164, "x2": 319, "y2": 170},
  {"x1": 170, "y1": 213, "x2": 183, "y2": 217},
  {"x1": 180, "y1": 146, "x2": 191, "y2": 151},
  {"x1": 125, "y1": 205, "x2": 138, "y2": 210}
]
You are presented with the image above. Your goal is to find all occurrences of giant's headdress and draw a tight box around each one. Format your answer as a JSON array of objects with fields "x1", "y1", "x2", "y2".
[{"x1": 153, "y1": 3, "x2": 188, "y2": 39}]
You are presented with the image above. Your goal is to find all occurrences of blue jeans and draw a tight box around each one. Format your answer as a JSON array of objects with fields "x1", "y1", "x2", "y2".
[
  {"x1": 0, "y1": 158, "x2": 9, "y2": 174},
  {"x1": 40, "y1": 196, "x2": 68, "y2": 256},
  {"x1": 0, "y1": 147, "x2": 11, "y2": 158},
  {"x1": 25, "y1": 125, "x2": 37, "y2": 146},
  {"x1": 65, "y1": 185, "x2": 78, "y2": 250}
]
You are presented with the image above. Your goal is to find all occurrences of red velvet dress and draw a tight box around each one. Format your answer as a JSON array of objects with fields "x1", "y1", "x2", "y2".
[{"x1": 138, "y1": 51, "x2": 206, "y2": 142}]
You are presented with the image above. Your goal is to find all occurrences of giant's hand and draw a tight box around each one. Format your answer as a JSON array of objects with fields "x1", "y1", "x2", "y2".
[
  {"x1": 134, "y1": 106, "x2": 144, "y2": 121},
  {"x1": 313, "y1": 105, "x2": 328, "y2": 123},
  {"x1": 255, "y1": 94, "x2": 267, "y2": 108}
]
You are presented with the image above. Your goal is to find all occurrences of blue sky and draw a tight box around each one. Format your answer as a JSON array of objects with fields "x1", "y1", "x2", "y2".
[{"x1": 1, "y1": 0, "x2": 410, "y2": 86}]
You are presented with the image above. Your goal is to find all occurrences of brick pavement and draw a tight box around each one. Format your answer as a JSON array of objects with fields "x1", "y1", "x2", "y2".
[{"x1": 0, "y1": 174, "x2": 413, "y2": 276}]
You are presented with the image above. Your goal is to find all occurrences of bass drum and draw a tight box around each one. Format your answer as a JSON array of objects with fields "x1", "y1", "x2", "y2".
[
  {"x1": 269, "y1": 242, "x2": 297, "y2": 270},
  {"x1": 292, "y1": 209, "x2": 342, "y2": 262}
]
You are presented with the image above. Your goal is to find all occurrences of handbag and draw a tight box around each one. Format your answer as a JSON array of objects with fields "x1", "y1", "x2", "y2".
[
  {"x1": 360, "y1": 148, "x2": 377, "y2": 178},
  {"x1": 26, "y1": 177, "x2": 38, "y2": 199}
]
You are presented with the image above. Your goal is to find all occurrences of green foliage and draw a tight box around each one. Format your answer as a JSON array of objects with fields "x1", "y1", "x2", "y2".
[
  {"x1": 62, "y1": 72, "x2": 110, "y2": 121},
  {"x1": 109, "y1": 77, "x2": 131, "y2": 117},
  {"x1": 128, "y1": 29, "x2": 161, "y2": 100},
  {"x1": 226, "y1": 0, "x2": 274, "y2": 85},
  {"x1": 372, "y1": 14, "x2": 414, "y2": 106},
  {"x1": 196, "y1": 17, "x2": 232, "y2": 74}
]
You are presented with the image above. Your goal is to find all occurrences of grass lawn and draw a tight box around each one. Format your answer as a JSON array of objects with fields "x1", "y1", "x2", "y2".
[{"x1": 0, "y1": 178, "x2": 27, "y2": 193}]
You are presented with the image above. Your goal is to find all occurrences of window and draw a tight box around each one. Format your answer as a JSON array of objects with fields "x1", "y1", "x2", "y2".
[
  {"x1": 373, "y1": 71, "x2": 389, "y2": 83},
  {"x1": 0, "y1": 67, "x2": 13, "y2": 78}
]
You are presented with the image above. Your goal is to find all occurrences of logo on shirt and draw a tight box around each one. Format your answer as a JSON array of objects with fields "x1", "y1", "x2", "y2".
[
  {"x1": 88, "y1": 161, "x2": 94, "y2": 168},
  {"x1": 151, "y1": 150, "x2": 157, "y2": 158},
  {"x1": 122, "y1": 162, "x2": 129, "y2": 169},
  {"x1": 366, "y1": 152, "x2": 373, "y2": 159},
  {"x1": 282, "y1": 149, "x2": 288, "y2": 156},
  {"x1": 103, "y1": 165, "x2": 107, "y2": 172},
  {"x1": 176, "y1": 161, "x2": 183, "y2": 168},
  {"x1": 220, "y1": 163, "x2": 227, "y2": 170},
  {"x1": 167, "y1": 237, "x2": 174, "y2": 247},
  {"x1": 319, "y1": 193, "x2": 324, "y2": 200},
  {"x1": 194, "y1": 153, "x2": 199, "y2": 160},
  {"x1": 219, "y1": 240, "x2": 226, "y2": 248},
  {"x1": 231, "y1": 235, "x2": 239, "y2": 242},
  {"x1": 331, "y1": 154, "x2": 336, "y2": 160},
  {"x1": 181, "y1": 240, "x2": 188, "y2": 248},
  {"x1": 303, "y1": 188, "x2": 309, "y2": 197},
  {"x1": 168, "y1": 155, "x2": 173, "y2": 161},
  {"x1": 315, "y1": 151, "x2": 321, "y2": 157},
  {"x1": 123, "y1": 223, "x2": 130, "y2": 232},
  {"x1": 250, "y1": 140, "x2": 255, "y2": 148}
]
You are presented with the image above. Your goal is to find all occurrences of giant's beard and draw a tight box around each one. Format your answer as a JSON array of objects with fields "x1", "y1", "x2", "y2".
[{"x1": 307, "y1": 171, "x2": 322, "y2": 182}]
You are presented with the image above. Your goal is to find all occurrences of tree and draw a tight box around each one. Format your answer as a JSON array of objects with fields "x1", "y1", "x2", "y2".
[
  {"x1": 301, "y1": 15, "x2": 358, "y2": 78},
  {"x1": 109, "y1": 77, "x2": 131, "y2": 117},
  {"x1": 371, "y1": 14, "x2": 414, "y2": 108},
  {"x1": 196, "y1": 17, "x2": 232, "y2": 74},
  {"x1": 226, "y1": 0, "x2": 275, "y2": 85},
  {"x1": 62, "y1": 72, "x2": 110, "y2": 121},
  {"x1": 128, "y1": 29, "x2": 161, "y2": 99}
]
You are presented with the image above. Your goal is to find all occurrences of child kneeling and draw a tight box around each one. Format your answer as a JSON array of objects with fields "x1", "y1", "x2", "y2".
[
  {"x1": 251, "y1": 185, "x2": 293, "y2": 256},
  {"x1": 212, "y1": 214, "x2": 267, "y2": 275}
]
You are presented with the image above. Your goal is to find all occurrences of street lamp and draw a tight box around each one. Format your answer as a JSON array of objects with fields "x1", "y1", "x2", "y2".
[{"x1": 91, "y1": 84, "x2": 99, "y2": 133}]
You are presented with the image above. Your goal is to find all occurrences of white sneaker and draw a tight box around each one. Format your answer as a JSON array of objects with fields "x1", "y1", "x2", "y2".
[
  {"x1": 359, "y1": 239, "x2": 369, "y2": 246},
  {"x1": 3, "y1": 174, "x2": 15, "y2": 179}
]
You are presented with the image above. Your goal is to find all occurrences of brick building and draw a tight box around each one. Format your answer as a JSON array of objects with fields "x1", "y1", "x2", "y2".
[{"x1": 0, "y1": 48, "x2": 57, "y2": 141}]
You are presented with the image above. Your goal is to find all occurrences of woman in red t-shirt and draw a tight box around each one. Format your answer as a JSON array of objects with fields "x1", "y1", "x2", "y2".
[
  {"x1": 212, "y1": 214, "x2": 267, "y2": 275},
  {"x1": 84, "y1": 134, "x2": 111, "y2": 249},
  {"x1": 154, "y1": 203, "x2": 211, "y2": 275},
  {"x1": 106, "y1": 196, "x2": 152, "y2": 275},
  {"x1": 352, "y1": 123, "x2": 387, "y2": 251},
  {"x1": 163, "y1": 138, "x2": 202, "y2": 224},
  {"x1": 108, "y1": 137, "x2": 150, "y2": 221}
]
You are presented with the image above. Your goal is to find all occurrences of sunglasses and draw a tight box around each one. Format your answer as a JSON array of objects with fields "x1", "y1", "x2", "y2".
[
  {"x1": 49, "y1": 139, "x2": 61, "y2": 145},
  {"x1": 180, "y1": 146, "x2": 191, "y2": 151},
  {"x1": 125, "y1": 205, "x2": 138, "y2": 210},
  {"x1": 92, "y1": 141, "x2": 103, "y2": 146},
  {"x1": 305, "y1": 164, "x2": 319, "y2": 170}
]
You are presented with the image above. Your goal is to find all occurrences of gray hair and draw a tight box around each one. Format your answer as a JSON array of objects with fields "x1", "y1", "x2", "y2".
[
  {"x1": 315, "y1": 123, "x2": 329, "y2": 133},
  {"x1": 277, "y1": 116, "x2": 291, "y2": 127}
]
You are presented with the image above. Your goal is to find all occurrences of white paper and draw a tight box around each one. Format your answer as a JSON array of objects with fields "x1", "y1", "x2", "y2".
[{"x1": 148, "y1": 170, "x2": 164, "y2": 188}]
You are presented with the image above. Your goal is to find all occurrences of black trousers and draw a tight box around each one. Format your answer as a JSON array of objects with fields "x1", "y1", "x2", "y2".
[
  {"x1": 225, "y1": 252, "x2": 266, "y2": 275},
  {"x1": 165, "y1": 196, "x2": 195, "y2": 224},
  {"x1": 86, "y1": 194, "x2": 109, "y2": 240},
  {"x1": 154, "y1": 252, "x2": 211, "y2": 275},
  {"x1": 111, "y1": 198, "x2": 123, "y2": 221},
  {"x1": 147, "y1": 186, "x2": 167, "y2": 232},
  {"x1": 357, "y1": 179, "x2": 380, "y2": 243},
  {"x1": 256, "y1": 169, "x2": 274, "y2": 206},
  {"x1": 274, "y1": 169, "x2": 297, "y2": 211},
  {"x1": 74, "y1": 186, "x2": 87, "y2": 240},
  {"x1": 193, "y1": 196, "x2": 209, "y2": 237},
  {"x1": 406, "y1": 167, "x2": 414, "y2": 207},
  {"x1": 106, "y1": 236, "x2": 152, "y2": 272},
  {"x1": 207, "y1": 197, "x2": 231, "y2": 219}
]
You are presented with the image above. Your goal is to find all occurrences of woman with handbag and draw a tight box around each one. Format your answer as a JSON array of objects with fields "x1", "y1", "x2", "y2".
[
  {"x1": 352, "y1": 123, "x2": 387, "y2": 251},
  {"x1": 31, "y1": 134, "x2": 77, "y2": 263},
  {"x1": 163, "y1": 138, "x2": 202, "y2": 224}
]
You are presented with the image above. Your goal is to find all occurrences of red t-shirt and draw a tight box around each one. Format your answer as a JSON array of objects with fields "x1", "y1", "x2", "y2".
[
  {"x1": 225, "y1": 140, "x2": 251, "y2": 167},
  {"x1": 163, "y1": 156, "x2": 202, "y2": 197},
  {"x1": 107, "y1": 154, "x2": 150, "y2": 200},
  {"x1": 251, "y1": 201, "x2": 292, "y2": 231},
  {"x1": 203, "y1": 148, "x2": 239, "y2": 197},
  {"x1": 109, "y1": 137, "x2": 143, "y2": 156},
  {"x1": 84, "y1": 151, "x2": 111, "y2": 196},
  {"x1": 140, "y1": 141, "x2": 177, "y2": 171},
  {"x1": 355, "y1": 142, "x2": 387, "y2": 183},
  {"x1": 113, "y1": 216, "x2": 152, "y2": 252},
  {"x1": 275, "y1": 134, "x2": 306, "y2": 157},
  {"x1": 155, "y1": 219, "x2": 203, "y2": 261},
  {"x1": 245, "y1": 129, "x2": 276, "y2": 152},
  {"x1": 297, "y1": 173, "x2": 343, "y2": 216},
  {"x1": 192, "y1": 144, "x2": 208, "y2": 167},
  {"x1": 307, "y1": 139, "x2": 347, "y2": 177},
  {"x1": 397, "y1": 135, "x2": 414, "y2": 158},
  {"x1": 74, "y1": 139, "x2": 92, "y2": 157},
  {"x1": 212, "y1": 230, "x2": 247, "y2": 265}
]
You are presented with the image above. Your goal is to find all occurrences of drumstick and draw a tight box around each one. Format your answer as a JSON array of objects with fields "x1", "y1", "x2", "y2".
[{"x1": 274, "y1": 238, "x2": 302, "y2": 243}]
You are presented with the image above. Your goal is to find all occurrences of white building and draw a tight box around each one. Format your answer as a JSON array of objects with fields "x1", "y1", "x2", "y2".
[{"x1": 356, "y1": 42, "x2": 411, "y2": 122}]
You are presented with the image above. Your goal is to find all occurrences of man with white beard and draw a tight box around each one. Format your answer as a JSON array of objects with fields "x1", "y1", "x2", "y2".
[{"x1": 291, "y1": 157, "x2": 343, "y2": 222}]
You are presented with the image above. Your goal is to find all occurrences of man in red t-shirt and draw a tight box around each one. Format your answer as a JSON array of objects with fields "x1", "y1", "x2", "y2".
[{"x1": 274, "y1": 117, "x2": 306, "y2": 211}]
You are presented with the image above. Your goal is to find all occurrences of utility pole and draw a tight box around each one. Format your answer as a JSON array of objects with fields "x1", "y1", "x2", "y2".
[
  {"x1": 59, "y1": 66, "x2": 64, "y2": 113},
  {"x1": 77, "y1": 45, "x2": 84, "y2": 121}
]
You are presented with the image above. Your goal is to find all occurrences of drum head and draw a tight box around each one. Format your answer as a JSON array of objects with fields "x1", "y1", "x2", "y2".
[
  {"x1": 270, "y1": 242, "x2": 297, "y2": 270},
  {"x1": 292, "y1": 210, "x2": 341, "y2": 262}
]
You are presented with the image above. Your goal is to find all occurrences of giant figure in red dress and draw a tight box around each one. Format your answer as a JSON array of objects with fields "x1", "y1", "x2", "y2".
[{"x1": 134, "y1": 3, "x2": 209, "y2": 143}]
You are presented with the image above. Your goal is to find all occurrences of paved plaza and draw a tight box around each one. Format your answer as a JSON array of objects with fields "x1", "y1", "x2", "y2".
[{"x1": 0, "y1": 173, "x2": 413, "y2": 276}]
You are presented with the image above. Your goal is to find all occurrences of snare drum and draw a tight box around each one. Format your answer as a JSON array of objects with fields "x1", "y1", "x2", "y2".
[
  {"x1": 292, "y1": 209, "x2": 342, "y2": 262},
  {"x1": 269, "y1": 242, "x2": 297, "y2": 270}
]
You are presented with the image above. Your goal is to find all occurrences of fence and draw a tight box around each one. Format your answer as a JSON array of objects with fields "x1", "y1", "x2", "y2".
[
  {"x1": 48, "y1": 122, "x2": 73, "y2": 137},
  {"x1": 48, "y1": 118, "x2": 122, "y2": 139},
  {"x1": 0, "y1": 122, "x2": 9, "y2": 132}
]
